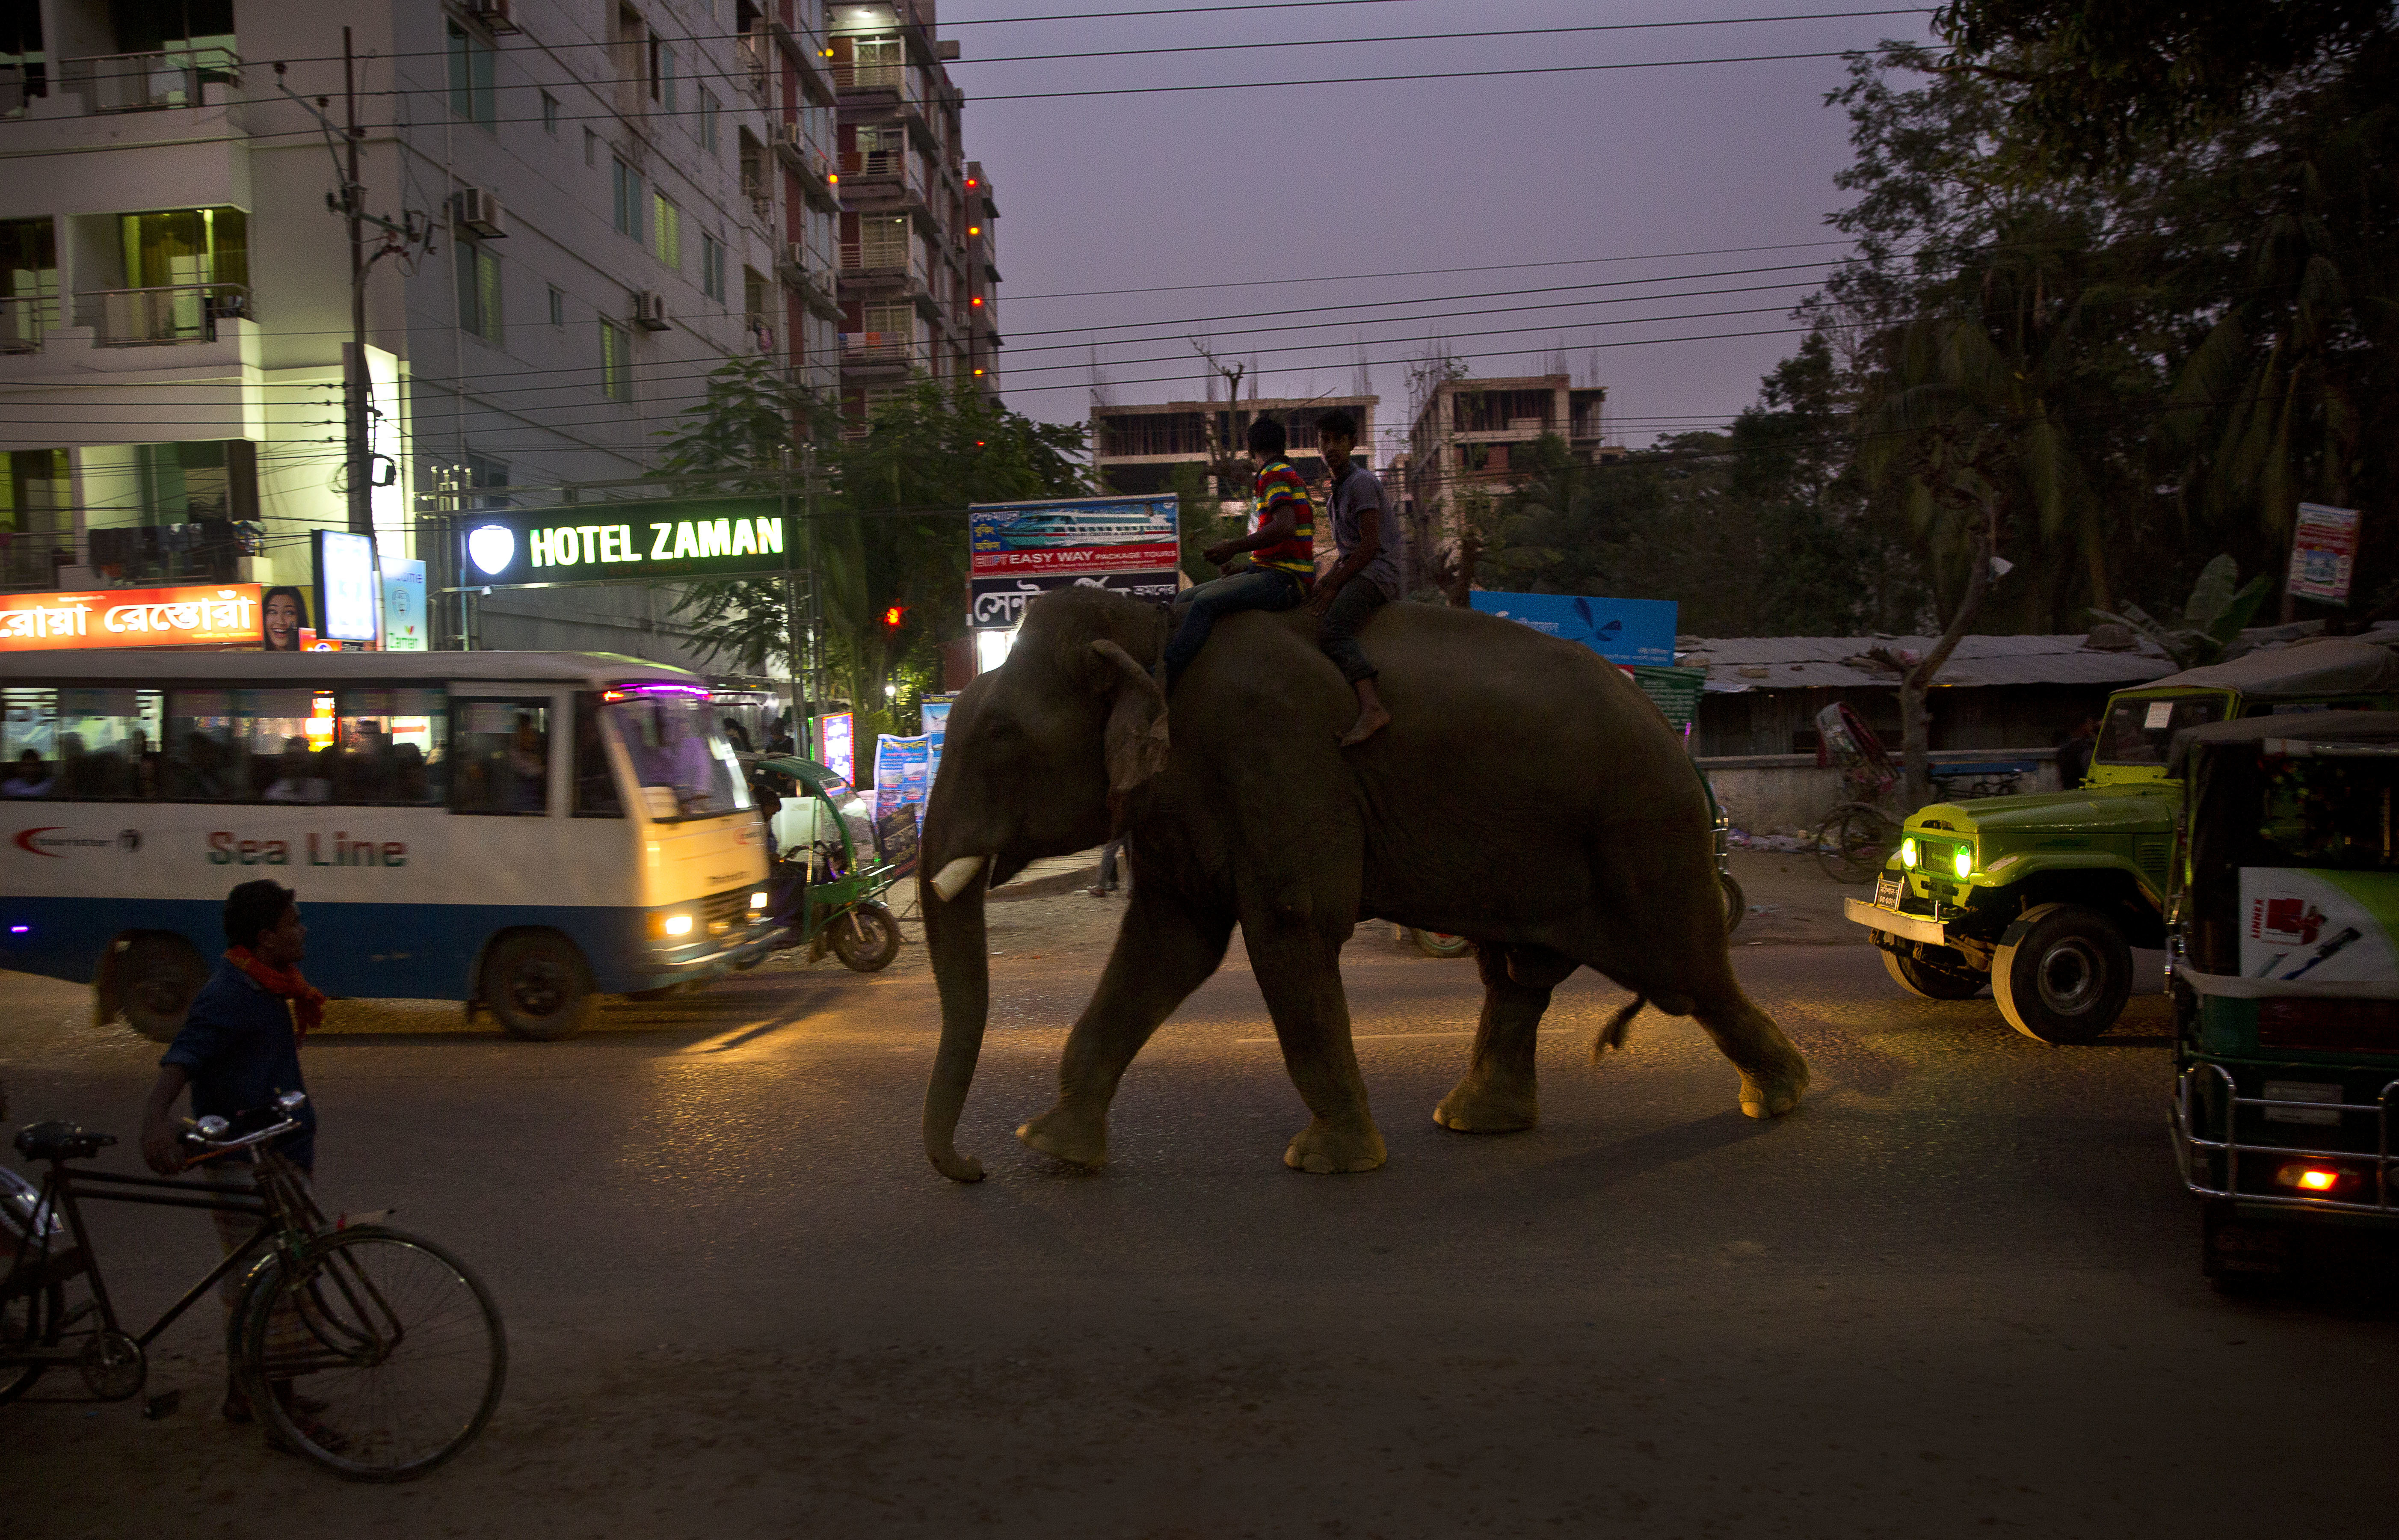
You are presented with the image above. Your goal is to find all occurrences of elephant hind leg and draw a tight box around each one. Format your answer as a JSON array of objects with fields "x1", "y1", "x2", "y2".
[
  {"x1": 1688, "y1": 975, "x2": 1810, "y2": 1119},
  {"x1": 1436, "y1": 942, "x2": 1578, "y2": 1133}
]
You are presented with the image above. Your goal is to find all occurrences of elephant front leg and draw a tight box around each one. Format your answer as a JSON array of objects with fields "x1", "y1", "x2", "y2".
[
  {"x1": 1018, "y1": 887, "x2": 1232, "y2": 1169},
  {"x1": 1242, "y1": 915, "x2": 1386, "y2": 1174},
  {"x1": 1435, "y1": 943, "x2": 1577, "y2": 1133}
]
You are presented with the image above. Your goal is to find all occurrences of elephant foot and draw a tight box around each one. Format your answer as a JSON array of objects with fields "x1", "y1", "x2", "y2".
[
  {"x1": 1432, "y1": 1076, "x2": 1538, "y2": 1134},
  {"x1": 1282, "y1": 1117, "x2": 1387, "y2": 1174},
  {"x1": 1017, "y1": 1102, "x2": 1109, "y2": 1167},
  {"x1": 1738, "y1": 1063, "x2": 1810, "y2": 1120}
]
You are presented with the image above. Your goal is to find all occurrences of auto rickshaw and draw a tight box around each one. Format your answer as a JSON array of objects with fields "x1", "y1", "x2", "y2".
[
  {"x1": 748, "y1": 755, "x2": 903, "y2": 972},
  {"x1": 2168, "y1": 711, "x2": 2399, "y2": 1289}
]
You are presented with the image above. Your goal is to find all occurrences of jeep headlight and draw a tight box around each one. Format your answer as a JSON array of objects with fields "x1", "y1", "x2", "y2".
[
  {"x1": 1952, "y1": 845, "x2": 1973, "y2": 880},
  {"x1": 1900, "y1": 838, "x2": 1919, "y2": 869}
]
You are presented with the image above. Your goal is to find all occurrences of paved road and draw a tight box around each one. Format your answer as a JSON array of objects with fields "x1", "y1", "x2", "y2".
[{"x1": 4, "y1": 933, "x2": 2394, "y2": 1538}]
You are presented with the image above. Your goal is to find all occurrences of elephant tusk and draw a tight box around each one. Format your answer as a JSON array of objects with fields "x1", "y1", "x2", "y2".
[{"x1": 930, "y1": 856, "x2": 989, "y2": 904}]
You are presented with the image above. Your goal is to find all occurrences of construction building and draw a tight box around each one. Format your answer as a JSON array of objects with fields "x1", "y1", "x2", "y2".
[
  {"x1": 1090, "y1": 394, "x2": 1379, "y2": 498},
  {"x1": 829, "y1": 0, "x2": 998, "y2": 424},
  {"x1": 0, "y1": 0, "x2": 889, "y2": 660},
  {"x1": 1402, "y1": 373, "x2": 1625, "y2": 589}
]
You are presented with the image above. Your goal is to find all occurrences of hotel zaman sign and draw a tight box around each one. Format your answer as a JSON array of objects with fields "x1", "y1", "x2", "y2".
[
  {"x1": 0, "y1": 584, "x2": 263, "y2": 652},
  {"x1": 455, "y1": 498, "x2": 798, "y2": 588}
]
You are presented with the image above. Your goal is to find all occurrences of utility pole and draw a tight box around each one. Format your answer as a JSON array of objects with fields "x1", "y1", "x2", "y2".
[{"x1": 341, "y1": 27, "x2": 371, "y2": 539}]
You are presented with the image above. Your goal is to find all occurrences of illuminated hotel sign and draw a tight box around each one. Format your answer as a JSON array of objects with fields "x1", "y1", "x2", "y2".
[
  {"x1": 454, "y1": 498, "x2": 797, "y2": 588},
  {"x1": 0, "y1": 584, "x2": 263, "y2": 651}
]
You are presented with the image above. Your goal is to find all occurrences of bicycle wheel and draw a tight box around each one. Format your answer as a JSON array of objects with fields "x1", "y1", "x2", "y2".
[
  {"x1": 239, "y1": 1226, "x2": 505, "y2": 1481},
  {"x1": 1816, "y1": 804, "x2": 1900, "y2": 884}
]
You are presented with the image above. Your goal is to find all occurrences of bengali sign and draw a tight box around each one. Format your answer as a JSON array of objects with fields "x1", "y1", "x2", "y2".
[
  {"x1": 969, "y1": 571, "x2": 1182, "y2": 632},
  {"x1": 2287, "y1": 502, "x2": 2361, "y2": 604},
  {"x1": 0, "y1": 584, "x2": 263, "y2": 652}
]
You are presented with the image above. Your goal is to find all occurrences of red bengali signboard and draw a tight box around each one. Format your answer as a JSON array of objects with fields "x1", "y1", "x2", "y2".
[
  {"x1": 0, "y1": 583, "x2": 265, "y2": 651},
  {"x1": 967, "y1": 496, "x2": 1181, "y2": 582}
]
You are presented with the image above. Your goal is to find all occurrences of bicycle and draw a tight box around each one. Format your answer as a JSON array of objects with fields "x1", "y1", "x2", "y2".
[
  {"x1": 1, "y1": 1092, "x2": 505, "y2": 1481},
  {"x1": 1813, "y1": 702, "x2": 1905, "y2": 884}
]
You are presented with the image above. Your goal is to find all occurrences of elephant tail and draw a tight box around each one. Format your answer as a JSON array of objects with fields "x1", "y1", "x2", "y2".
[{"x1": 1592, "y1": 995, "x2": 1647, "y2": 1062}]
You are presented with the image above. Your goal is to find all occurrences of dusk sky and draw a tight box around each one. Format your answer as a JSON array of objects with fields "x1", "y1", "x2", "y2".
[{"x1": 939, "y1": 0, "x2": 1941, "y2": 457}]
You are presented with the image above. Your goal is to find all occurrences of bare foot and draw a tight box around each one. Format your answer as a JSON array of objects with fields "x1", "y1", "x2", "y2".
[{"x1": 1339, "y1": 703, "x2": 1392, "y2": 746}]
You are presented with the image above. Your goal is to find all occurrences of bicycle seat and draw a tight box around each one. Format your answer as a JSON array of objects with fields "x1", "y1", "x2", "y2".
[{"x1": 14, "y1": 1121, "x2": 116, "y2": 1162}]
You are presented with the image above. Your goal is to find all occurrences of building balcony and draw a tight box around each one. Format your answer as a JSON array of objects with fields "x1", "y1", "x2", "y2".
[
  {"x1": 840, "y1": 330, "x2": 923, "y2": 379},
  {"x1": 71, "y1": 283, "x2": 252, "y2": 347},
  {"x1": 778, "y1": 251, "x2": 843, "y2": 321},
  {"x1": 54, "y1": 49, "x2": 240, "y2": 114},
  {"x1": 774, "y1": 129, "x2": 839, "y2": 210},
  {"x1": 0, "y1": 296, "x2": 48, "y2": 354}
]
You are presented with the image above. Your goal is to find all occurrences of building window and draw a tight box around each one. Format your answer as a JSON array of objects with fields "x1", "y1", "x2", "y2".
[
  {"x1": 651, "y1": 193, "x2": 680, "y2": 270},
  {"x1": 547, "y1": 285, "x2": 565, "y2": 326},
  {"x1": 699, "y1": 89, "x2": 720, "y2": 155},
  {"x1": 446, "y1": 23, "x2": 496, "y2": 129},
  {"x1": 540, "y1": 91, "x2": 559, "y2": 134},
  {"x1": 583, "y1": 127, "x2": 598, "y2": 167},
  {"x1": 700, "y1": 233, "x2": 725, "y2": 302},
  {"x1": 610, "y1": 160, "x2": 643, "y2": 240},
  {"x1": 599, "y1": 319, "x2": 631, "y2": 400},
  {"x1": 659, "y1": 42, "x2": 677, "y2": 113},
  {"x1": 0, "y1": 217, "x2": 59, "y2": 339},
  {"x1": 456, "y1": 240, "x2": 502, "y2": 346}
]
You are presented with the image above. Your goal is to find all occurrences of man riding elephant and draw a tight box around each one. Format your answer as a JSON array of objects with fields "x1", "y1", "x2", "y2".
[{"x1": 918, "y1": 586, "x2": 1809, "y2": 1182}]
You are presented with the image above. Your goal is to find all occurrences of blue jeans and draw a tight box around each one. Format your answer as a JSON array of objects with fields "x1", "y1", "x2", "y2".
[{"x1": 1162, "y1": 567, "x2": 1307, "y2": 687}]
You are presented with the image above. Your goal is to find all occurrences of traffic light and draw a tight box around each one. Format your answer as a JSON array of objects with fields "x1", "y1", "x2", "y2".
[{"x1": 881, "y1": 603, "x2": 906, "y2": 631}]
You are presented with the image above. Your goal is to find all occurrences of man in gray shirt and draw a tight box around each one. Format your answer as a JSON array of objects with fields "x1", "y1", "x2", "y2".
[{"x1": 1306, "y1": 409, "x2": 1400, "y2": 745}]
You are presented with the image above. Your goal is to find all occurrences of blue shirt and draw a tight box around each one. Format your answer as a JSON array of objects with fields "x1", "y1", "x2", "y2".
[{"x1": 160, "y1": 960, "x2": 317, "y2": 1170}]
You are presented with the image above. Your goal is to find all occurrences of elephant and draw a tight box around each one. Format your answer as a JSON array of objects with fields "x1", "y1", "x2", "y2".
[{"x1": 918, "y1": 586, "x2": 1809, "y2": 1182}]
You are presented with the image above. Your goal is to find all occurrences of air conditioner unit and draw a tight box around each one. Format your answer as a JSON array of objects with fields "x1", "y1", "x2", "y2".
[
  {"x1": 469, "y1": 0, "x2": 521, "y2": 33},
  {"x1": 452, "y1": 187, "x2": 506, "y2": 239},
  {"x1": 632, "y1": 291, "x2": 672, "y2": 332}
]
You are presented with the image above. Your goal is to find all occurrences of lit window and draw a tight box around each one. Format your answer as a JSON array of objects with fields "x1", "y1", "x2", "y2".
[
  {"x1": 652, "y1": 193, "x2": 681, "y2": 270},
  {"x1": 599, "y1": 319, "x2": 631, "y2": 401},
  {"x1": 456, "y1": 241, "x2": 502, "y2": 345}
]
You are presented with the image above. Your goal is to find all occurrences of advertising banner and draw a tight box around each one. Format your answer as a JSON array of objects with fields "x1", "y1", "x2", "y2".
[
  {"x1": 1469, "y1": 592, "x2": 1679, "y2": 667},
  {"x1": 920, "y1": 694, "x2": 955, "y2": 784},
  {"x1": 1625, "y1": 664, "x2": 1706, "y2": 729},
  {"x1": 455, "y1": 497, "x2": 796, "y2": 588},
  {"x1": 381, "y1": 557, "x2": 428, "y2": 651},
  {"x1": 0, "y1": 584, "x2": 262, "y2": 652},
  {"x1": 970, "y1": 495, "x2": 1179, "y2": 580},
  {"x1": 970, "y1": 571, "x2": 1182, "y2": 632},
  {"x1": 2239, "y1": 868, "x2": 2399, "y2": 984},
  {"x1": 817, "y1": 711, "x2": 854, "y2": 786},
  {"x1": 2286, "y1": 502, "x2": 2362, "y2": 604},
  {"x1": 315, "y1": 530, "x2": 380, "y2": 643}
]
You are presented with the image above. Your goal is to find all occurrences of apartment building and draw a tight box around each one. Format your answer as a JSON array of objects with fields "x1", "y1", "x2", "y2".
[
  {"x1": 0, "y1": 0, "x2": 847, "y2": 658},
  {"x1": 827, "y1": 0, "x2": 996, "y2": 422},
  {"x1": 1403, "y1": 373, "x2": 1623, "y2": 584},
  {"x1": 1090, "y1": 394, "x2": 1380, "y2": 497}
]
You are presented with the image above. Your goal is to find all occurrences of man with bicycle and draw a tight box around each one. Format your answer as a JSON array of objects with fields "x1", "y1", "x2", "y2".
[{"x1": 137, "y1": 878, "x2": 328, "y2": 1437}]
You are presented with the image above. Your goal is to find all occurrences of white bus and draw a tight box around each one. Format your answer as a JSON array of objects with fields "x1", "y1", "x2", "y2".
[{"x1": 0, "y1": 651, "x2": 772, "y2": 1040}]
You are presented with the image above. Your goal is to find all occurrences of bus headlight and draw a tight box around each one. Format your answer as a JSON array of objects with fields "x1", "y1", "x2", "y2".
[
  {"x1": 1900, "y1": 838, "x2": 1919, "y2": 868},
  {"x1": 1952, "y1": 846, "x2": 1974, "y2": 880},
  {"x1": 653, "y1": 912, "x2": 695, "y2": 939},
  {"x1": 749, "y1": 890, "x2": 770, "y2": 911}
]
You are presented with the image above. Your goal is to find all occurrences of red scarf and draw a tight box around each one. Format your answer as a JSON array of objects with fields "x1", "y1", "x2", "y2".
[{"x1": 226, "y1": 947, "x2": 326, "y2": 1039}]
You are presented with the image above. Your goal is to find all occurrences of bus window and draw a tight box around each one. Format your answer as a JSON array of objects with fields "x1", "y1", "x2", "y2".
[
  {"x1": 49, "y1": 687, "x2": 162, "y2": 799},
  {"x1": 603, "y1": 693, "x2": 750, "y2": 820},
  {"x1": 3, "y1": 687, "x2": 56, "y2": 797},
  {"x1": 335, "y1": 688, "x2": 447, "y2": 805},
  {"x1": 452, "y1": 700, "x2": 551, "y2": 815},
  {"x1": 573, "y1": 693, "x2": 623, "y2": 817}
]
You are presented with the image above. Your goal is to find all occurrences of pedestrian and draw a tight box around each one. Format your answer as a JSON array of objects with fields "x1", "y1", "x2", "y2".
[
  {"x1": 1160, "y1": 416, "x2": 1315, "y2": 689},
  {"x1": 137, "y1": 879, "x2": 332, "y2": 1443},
  {"x1": 2058, "y1": 713, "x2": 2100, "y2": 791},
  {"x1": 1305, "y1": 409, "x2": 1398, "y2": 745},
  {"x1": 1088, "y1": 835, "x2": 1126, "y2": 897}
]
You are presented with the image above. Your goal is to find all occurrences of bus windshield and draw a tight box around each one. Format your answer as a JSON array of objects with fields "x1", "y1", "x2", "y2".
[{"x1": 606, "y1": 694, "x2": 751, "y2": 820}]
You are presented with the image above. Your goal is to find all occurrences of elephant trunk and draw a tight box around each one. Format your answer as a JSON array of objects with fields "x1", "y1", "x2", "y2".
[{"x1": 920, "y1": 843, "x2": 992, "y2": 1183}]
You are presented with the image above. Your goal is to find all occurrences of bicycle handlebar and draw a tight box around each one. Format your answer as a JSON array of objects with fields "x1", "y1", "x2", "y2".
[{"x1": 179, "y1": 1090, "x2": 309, "y2": 1161}]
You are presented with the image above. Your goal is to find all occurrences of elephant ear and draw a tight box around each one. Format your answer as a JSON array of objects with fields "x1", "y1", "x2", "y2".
[{"x1": 1089, "y1": 639, "x2": 1170, "y2": 820}]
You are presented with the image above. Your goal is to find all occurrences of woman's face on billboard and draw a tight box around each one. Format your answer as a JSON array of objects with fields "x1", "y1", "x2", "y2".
[{"x1": 264, "y1": 593, "x2": 300, "y2": 648}]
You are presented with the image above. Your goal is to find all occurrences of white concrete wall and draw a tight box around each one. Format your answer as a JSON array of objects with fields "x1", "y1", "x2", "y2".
[{"x1": 1702, "y1": 749, "x2": 2065, "y2": 836}]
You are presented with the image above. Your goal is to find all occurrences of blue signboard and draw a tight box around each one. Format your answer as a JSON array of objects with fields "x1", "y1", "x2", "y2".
[{"x1": 1469, "y1": 592, "x2": 1679, "y2": 667}]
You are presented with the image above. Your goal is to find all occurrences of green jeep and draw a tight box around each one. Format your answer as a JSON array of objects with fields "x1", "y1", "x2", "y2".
[{"x1": 1845, "y1": 638, "x2": 2399, "y2": 1044}]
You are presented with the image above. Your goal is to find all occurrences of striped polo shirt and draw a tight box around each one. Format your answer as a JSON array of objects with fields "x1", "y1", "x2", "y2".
[{"x1": 1248, "y1": 459, "x2": 1315, "y2": 580}]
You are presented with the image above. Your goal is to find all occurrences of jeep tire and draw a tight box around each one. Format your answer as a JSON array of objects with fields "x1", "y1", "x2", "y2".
[
  {"x1": 1993, "y1": 902, "x2": 2132, "y2": 1045},
  {"x1": 1881, "y1": 948, "x2": 1986, "y2": 1000},
  {"x1": 481, "y1": 932, "x2": 597, "y2": 1041}
]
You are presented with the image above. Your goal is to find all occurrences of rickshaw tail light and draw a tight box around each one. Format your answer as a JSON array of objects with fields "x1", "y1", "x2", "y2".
[{"x1": 2275, "y1": 1163, "x2": 2346, "y2": 1193}]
